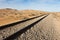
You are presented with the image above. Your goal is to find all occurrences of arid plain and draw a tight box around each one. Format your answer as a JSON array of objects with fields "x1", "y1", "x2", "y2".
[{"x1": 0, "y1": 8, "x2": 60, "y2": 40}]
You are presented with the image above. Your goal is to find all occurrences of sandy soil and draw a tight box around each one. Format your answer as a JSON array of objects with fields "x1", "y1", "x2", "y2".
[
  {"x1": 0, "y1": 8, "x2": 47, "y2": 26},
  {"x1": 0, "y1": 8, "x2": 60, "y2": 40},
  {"x1": 0, "y1": 14, "x2": 47, "y2": 40},
  {"x1": 52, "y1": 13, "x2": 60, "y2": 39},
  {"x1": 15, "y1": 14, "x2": 58, "y2": 40}
]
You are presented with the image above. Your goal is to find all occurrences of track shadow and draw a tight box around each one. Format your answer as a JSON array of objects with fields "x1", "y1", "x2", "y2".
[
  {"x1": 4, "y1": 14, "x2": 48, "y2": 40},
  {"x1": 0, "y1": 15, "x2": 44, "y2": 30}
]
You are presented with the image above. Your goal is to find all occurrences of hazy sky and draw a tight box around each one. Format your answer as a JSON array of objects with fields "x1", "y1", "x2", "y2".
[{"x1": 0, "y1": 0, "x2": 60, "y2": 12}]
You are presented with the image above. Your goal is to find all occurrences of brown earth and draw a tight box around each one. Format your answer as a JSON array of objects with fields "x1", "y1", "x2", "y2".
[
  {"x1": 0, "y1": 8, "x2": 60, "y2": 27},
  {"x1": 0, "y1": 8, "x2": 47, "y2": 26},
  {"x1": 52, "y1": 13, "x2": 60, "y2": 39},
  {"x1": 0, "y1": 8, "x2": 60, "y2": 40}
]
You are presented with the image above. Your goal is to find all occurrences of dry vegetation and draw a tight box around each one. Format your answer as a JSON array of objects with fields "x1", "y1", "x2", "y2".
[
  {"x1": 0, "y1": 8, "x2": 47, "y2": 26},
  {"x1": 0, "y1": 8, "x2": 60, "y2": 26},
  {"x1": 0, "y1": 8, "x2": 60, "y2": 40}
]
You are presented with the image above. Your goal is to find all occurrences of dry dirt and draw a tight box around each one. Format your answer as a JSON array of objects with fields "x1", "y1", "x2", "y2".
[
  {"x1": 0, "y1": 14, "x2": 47, "y2": 40},
  {"x1": 0, "y1": 8, "x2": 60, "y2": 40},
  {"x1": 14, "y1": 14, "x2": 59, "y2": 40},
  {"x1": 0, "y1": 8, "x2": 47, "y2": 26},
  {"x1": 52, "y1": 13, "x2": 60, "y2": 39}
]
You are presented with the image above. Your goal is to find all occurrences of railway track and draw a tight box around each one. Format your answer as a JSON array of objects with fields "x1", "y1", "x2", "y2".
[{"x1": 0, "y1": 14, "x2": 50, "y2": 40}]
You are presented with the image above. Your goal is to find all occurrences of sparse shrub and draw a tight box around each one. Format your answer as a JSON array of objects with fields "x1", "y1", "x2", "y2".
[
  {"x1": 23, "y1": 17, "x2": 28, "y2": 19},
  {"x1": 40, "y1": 13, "x2": 42, "y2": 14},
  {"x1": 3, "y1": 13, "x2": 6, "y2": 15},
  {"x1": 31, "y1": 14, "x2": 35, "y2": 16},
  {"x1": 10, "y1": 16, "x2": 14, "y2": 18},
  {"x1": 29, "y1": 13, "x2": 36, "y2": 16},
  {"x1": 6, "y1": 8, "x2": 12, "y2": 10},
  {"x1": 15, "y1": 13, "x2": 18, "y2": 15}
]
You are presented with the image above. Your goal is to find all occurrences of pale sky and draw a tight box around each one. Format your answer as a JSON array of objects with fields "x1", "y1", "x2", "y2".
[{"x1": 0, "y1": 0, "x2": 60, "y2": 12}]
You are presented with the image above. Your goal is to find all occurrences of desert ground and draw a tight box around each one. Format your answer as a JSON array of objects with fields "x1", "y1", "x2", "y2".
[
  {"x1": 0, "y1": 8, "x2": 47, "y2": 26},
  {"x1": 0, "y1": 8, "x2": 60, "y2": 40}
]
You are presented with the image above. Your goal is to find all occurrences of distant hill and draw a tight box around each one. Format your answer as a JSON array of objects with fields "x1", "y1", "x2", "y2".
[
  {"x1": 0, "y1": 8, "x2": 47, "y2": 25},
  {"x1": 0, "y1": 8, "x2": 60, "y2": 26}
]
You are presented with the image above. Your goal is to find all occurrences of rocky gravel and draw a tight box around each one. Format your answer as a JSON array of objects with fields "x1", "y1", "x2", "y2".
[
  {"x1": 15, "y1": 14, "x2": 58, "y2": 40},
  {"x1": 0, "y1": 15, "x2": 46, "y2": 40}
]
